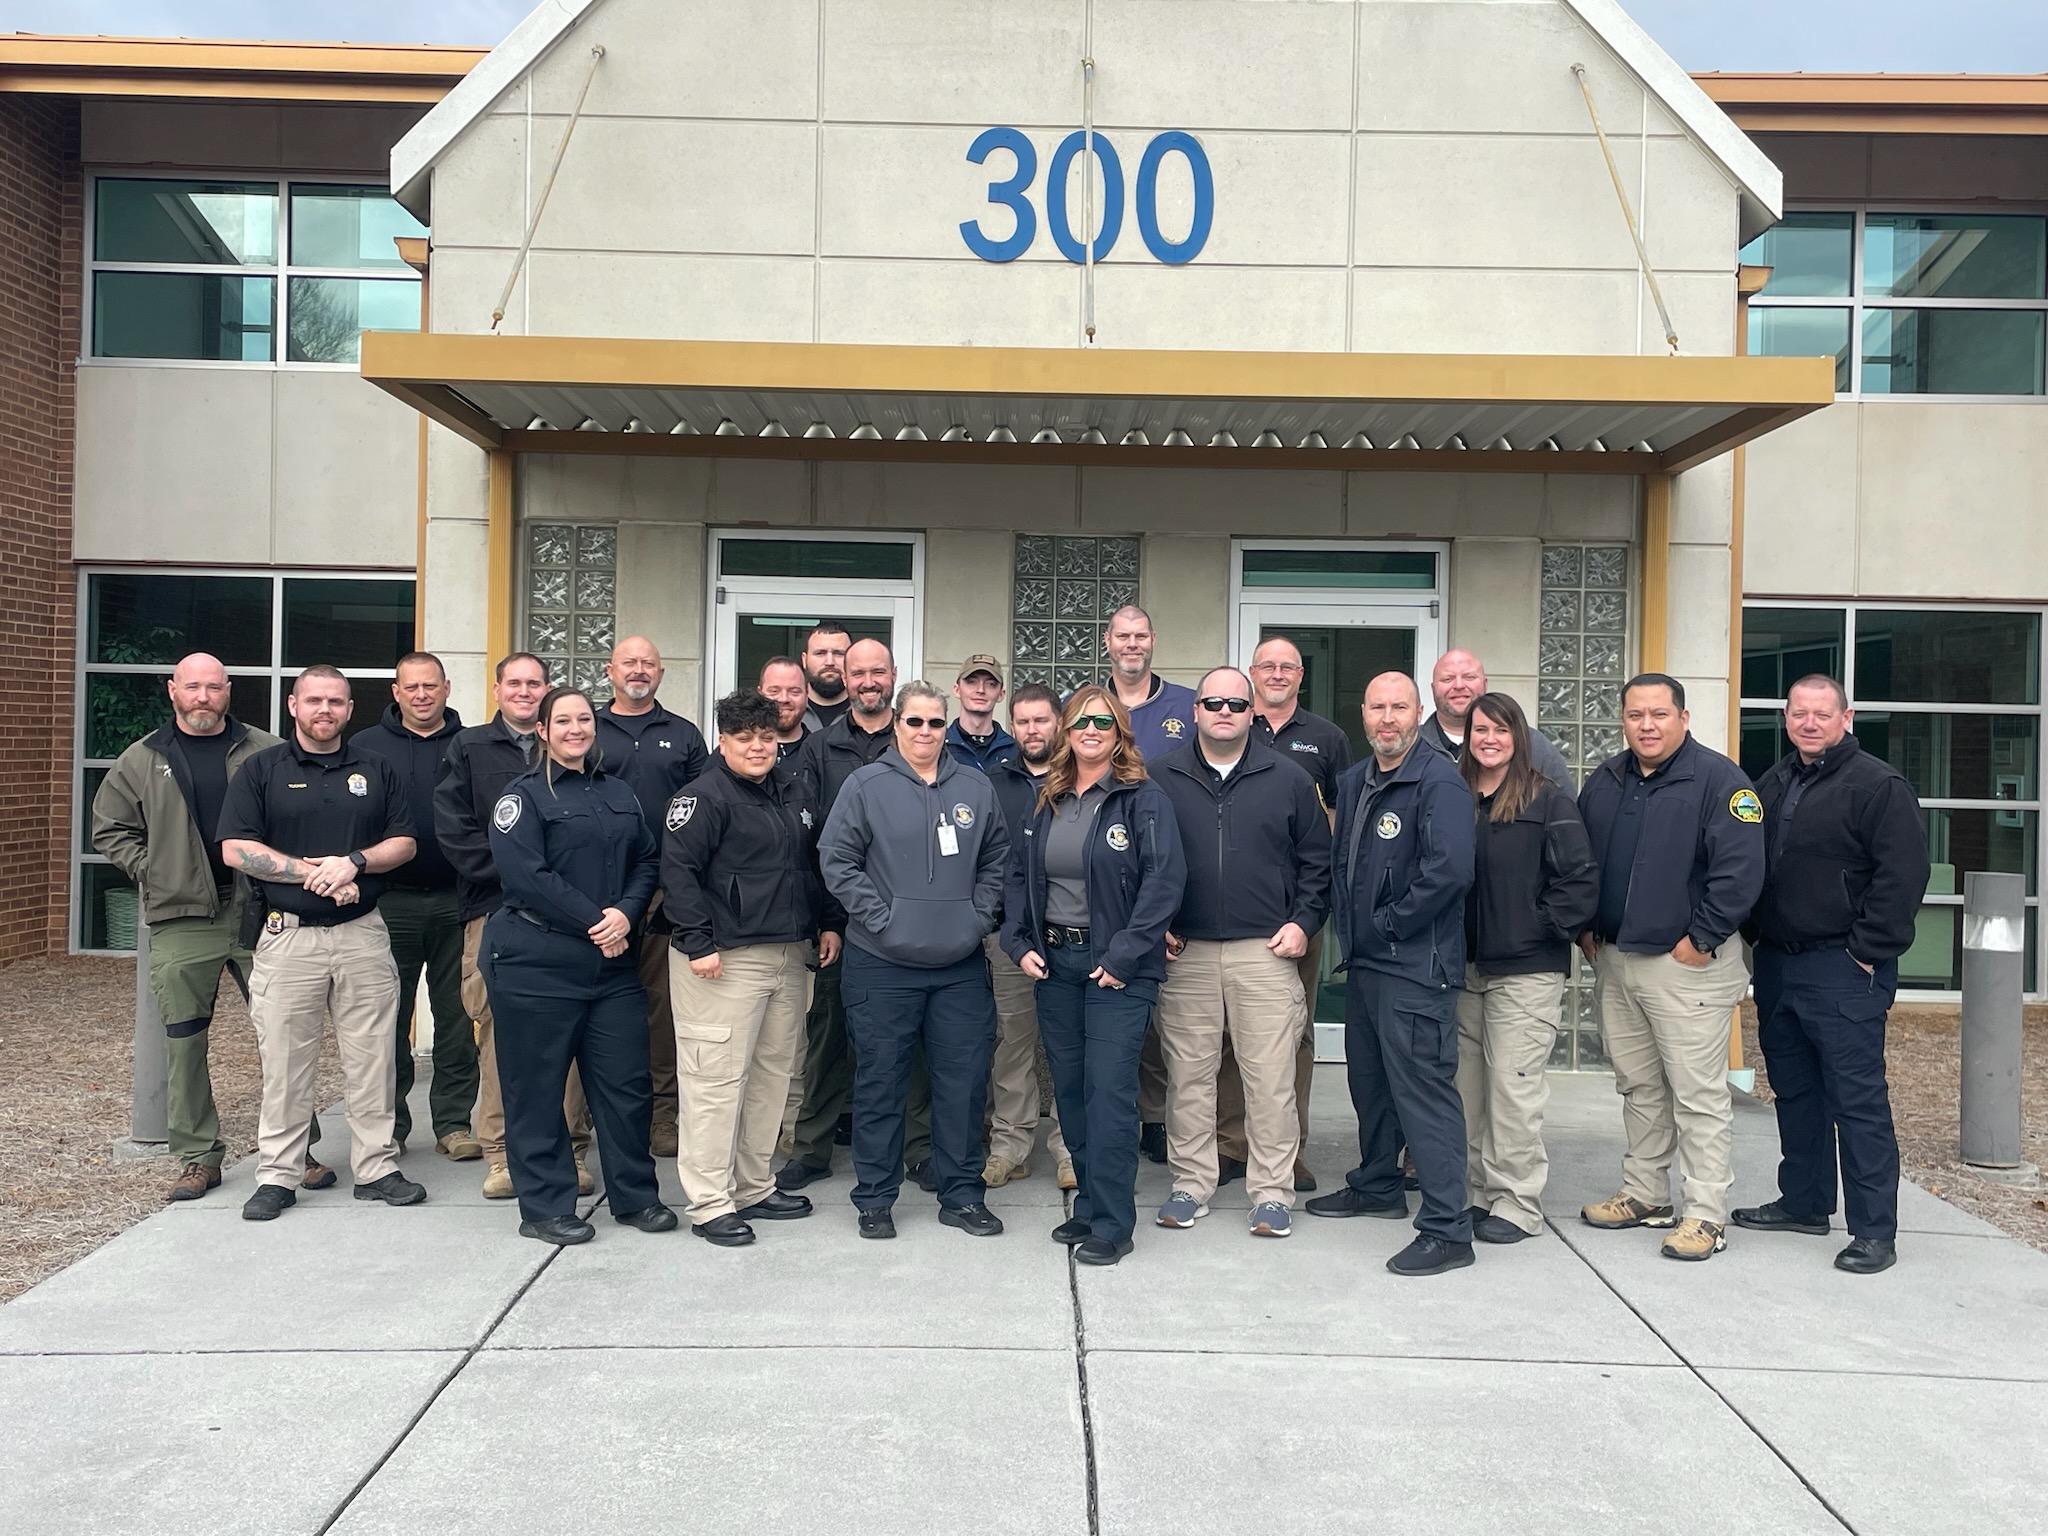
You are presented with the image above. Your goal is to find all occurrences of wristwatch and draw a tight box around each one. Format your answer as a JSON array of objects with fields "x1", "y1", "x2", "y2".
[{"x1": 347, "y1": 851, "x2": 369, "y2": 874}]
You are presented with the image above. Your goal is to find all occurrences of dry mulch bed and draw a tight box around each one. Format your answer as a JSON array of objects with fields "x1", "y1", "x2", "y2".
[
  {"x1": 0, "y1": 955, "x2": 339, "y2": 1303},
  {"x1": 1740, "y1": 1000, "x2": 2048, "y2": 1253}
]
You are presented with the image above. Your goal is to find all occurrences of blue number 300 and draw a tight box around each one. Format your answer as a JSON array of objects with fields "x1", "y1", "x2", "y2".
[{"x1": 959, "y1": 127, "x2": 1213, "y2": 266}]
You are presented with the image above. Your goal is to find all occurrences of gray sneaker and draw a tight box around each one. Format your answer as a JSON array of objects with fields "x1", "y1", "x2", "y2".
[
  {"x1": 1250, "y1": 1201, "x2": 1292, "y2": 1238},
  {"x1": 1156, "y1": 1191, "x2": 1209, "y2": 1228}
]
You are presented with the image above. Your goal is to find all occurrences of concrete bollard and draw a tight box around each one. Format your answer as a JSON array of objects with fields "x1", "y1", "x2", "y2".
[
  {"x1": 1959, "y1": 871, "x2": 2035, "y2": 1183},
  {"x1": 114, "y1": 920, "x2": 170, "y2": 1161}
]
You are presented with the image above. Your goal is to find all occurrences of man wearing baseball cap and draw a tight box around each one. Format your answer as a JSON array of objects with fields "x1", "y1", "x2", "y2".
[{"x1": 944, "y1": 656, "x2": 1018, "y2": 775}]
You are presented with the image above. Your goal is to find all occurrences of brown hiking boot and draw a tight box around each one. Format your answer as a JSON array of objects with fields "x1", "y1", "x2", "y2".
[
  {"x1": 575, "y1": 1156, "x2": 594, "y2": 1195},
  {"x1": 168, "y1": 1163, "x2": 220, "y2": 1202},
  {"x1": 1056, "y1": 1157, "x2": 1077, "y2": 1191},
  {"x1": 436, "y1": 1128, "x2": 483, "y2": 1161},
  {"x1": 1662, "y1": 1218, "x2": 1727, "y2": 1262},
  {"x1": 650, "y1": 1122, "x2": 679, "y2": 1158},
  {"x1": 302, "y1": 1154, "x2": 337, "y2": 1190},
  {"x1": 481, "y1": 1162, "x2": 515, "y2": 1199},
  {"x1": 982, "y1": 1154, "x2": 1030, "y2": 1187},
  {"x1": 1581, "y1": 1193, "x2": 1675, "y2": 1229}
]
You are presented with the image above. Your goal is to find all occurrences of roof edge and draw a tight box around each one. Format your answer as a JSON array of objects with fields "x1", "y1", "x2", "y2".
[
  {"x1": 1562, "y1": 0, "x2": 1784, "y2": 240},
  {"x1": 389, "y1": 0, "x2": 603, "y2": 218}
]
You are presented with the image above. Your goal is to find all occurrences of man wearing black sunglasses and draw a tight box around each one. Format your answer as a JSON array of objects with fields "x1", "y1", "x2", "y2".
[{"x1": 1150, "y1": 669, "x2": 1331, "y2": 1242}]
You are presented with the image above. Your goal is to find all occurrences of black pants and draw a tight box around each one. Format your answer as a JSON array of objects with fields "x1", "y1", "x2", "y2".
[
  {"x1": 842, "y1": 944, "x2": 996, "y2": 1212},
  {"x1": 383, "y1": 886, "x2": 477, "y2": 1143},
  {"x1": 481, "y1": 916, "x2": 659, "y2": 1225},
  {"x1": 1036, "y1": 941, "x2": 1158, "y2": 1245},
  {"x1": 1342, "y1": 968, "x2": 1471, "y2": 1243},
  {"x1": 790, "y1": 962, "x2": 934, "y2": 1172},
  {"x1": 1754, "y1": 945, "x2": 1901, "y2": 1241}
]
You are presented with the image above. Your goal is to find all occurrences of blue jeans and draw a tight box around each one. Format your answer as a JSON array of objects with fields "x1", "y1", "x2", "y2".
[
  {"x1": 1035, "y1": 943, "x2": 1159, "y2": 1245},
  {"x1": 841, "y1": 944, "x2": 997, "y2": 1212},
  {"x1": 1754, "y1": 945, "x2": 1901, "y2": 1241}
]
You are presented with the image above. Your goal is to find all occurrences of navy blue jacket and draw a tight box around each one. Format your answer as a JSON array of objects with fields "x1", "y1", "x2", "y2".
[
  {"x1": 1151, "y1": 740, "x2": 1331, "y2": 942},
  {"x1": 944, "y1": 718, "x2": 1017, "y2": 775},
  {"x1": 987, "y1": 756, "x2": 1048, "y2": 924},
  {"x1": 1578, "y1": 733, "x2": 1765, "y2": 955},
  {"x1": 1331, "y1": 746, "x2": 1476, "y2": 988},
  {"x1": 1002, "y1": 777, "x2": 1186, "y2": 986},
  {"x1": 486, "y1": 763, "x2": 658, "y2": 939}
]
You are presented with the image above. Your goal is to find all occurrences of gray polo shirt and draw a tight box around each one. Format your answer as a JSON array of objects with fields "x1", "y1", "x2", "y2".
[{"x1": 1043, "y1": 780, "x2": 1109, "y2": 927}]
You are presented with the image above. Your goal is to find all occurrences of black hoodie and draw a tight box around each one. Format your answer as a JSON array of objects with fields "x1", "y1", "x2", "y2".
[{"x1": 355, "y1": 702, "x2": 464, "y2": 890}]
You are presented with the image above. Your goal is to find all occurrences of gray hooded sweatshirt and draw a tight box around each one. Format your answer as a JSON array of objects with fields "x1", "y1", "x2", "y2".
[{"x1": 818, "y1": 747, "x2": 1008, "y2": 968}]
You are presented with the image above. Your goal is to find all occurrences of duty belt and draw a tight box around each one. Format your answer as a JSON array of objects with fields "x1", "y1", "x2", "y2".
[{"x1": 1044, "y1": 924, "x2": 1090, "y2": 948}]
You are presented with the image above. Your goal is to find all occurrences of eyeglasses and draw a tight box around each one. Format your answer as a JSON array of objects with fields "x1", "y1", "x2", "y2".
[
  {"x1": 1066, "y1": 713, "x2": 1118, "y2": 731},
  {"x1": 899, "y1": 715, "x2": 945, "y2": 730},
  {"x1": 1250, "y1": 662, "x2": 1301, "y2": 674},
  {"x1": 1197, "y1": 697, "x2": 1252, "y2": 714}
]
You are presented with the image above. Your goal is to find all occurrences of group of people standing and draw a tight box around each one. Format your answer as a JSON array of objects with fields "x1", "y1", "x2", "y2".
[{"x1": 92, "y1": 601, "x2": 1929, "y2": 1278}]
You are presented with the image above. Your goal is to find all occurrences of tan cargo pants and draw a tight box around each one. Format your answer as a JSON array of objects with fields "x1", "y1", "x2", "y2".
[
  {"x1": 1455, "y1": 965, "x2": 1566, "y2": 1234},
  {"x1": 985, "y1": 932, "x2": 1068, "y2": 1166}
]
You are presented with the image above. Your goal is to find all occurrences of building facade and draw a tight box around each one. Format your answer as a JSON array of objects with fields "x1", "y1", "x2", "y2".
[{"x1": 1, "y1": 6, "x2": 2040, "y2": 1029}]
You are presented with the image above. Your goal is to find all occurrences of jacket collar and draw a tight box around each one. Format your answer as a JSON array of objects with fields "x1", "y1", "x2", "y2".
[
  {"x1": 488, "y1": 711, "x2": 540, "y2": 749},
  {"x1": 378, "y1": 701, "x2": 463, "y2": 742},
  {"x1": 1161, "y1": 737, "x2": 1273, "y2": 791},
  {"x1": 147, "y1": 715, "x2": 250, "y2": 757},
  {"x1": 286, "y1": 730, "x2": 360, "y2": 769},
  {"x1": 827, "y1": 710, "x2": 895, "y2": 750},
  {"x1": 881, "y1": 745, "x2": 954, "y2": 787},
  {"x1": 599, "y1": 698, "x2": 672, "y2": 730},
  {"x1": 1775, "y1": 731, "x2": 1862, "y2": 783},
  {"x1": 945, "y1": 717, "x2": 1016, "y2": 752},
  {"x1": 1596, "y1": 731, "x2": 1700, "y2": 789}
]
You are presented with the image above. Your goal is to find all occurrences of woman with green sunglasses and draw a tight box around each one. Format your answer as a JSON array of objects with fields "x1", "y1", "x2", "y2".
[{"x1": 1002, "y1": 686, "x2": 1185, "y2": 1266}]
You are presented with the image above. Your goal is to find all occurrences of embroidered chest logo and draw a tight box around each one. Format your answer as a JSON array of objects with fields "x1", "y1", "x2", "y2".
[
  {"x1": 1105, "y1": 823, "x2": 1131, "y2": 851},
  {"x1": 1729, "y1": 789, "x2": 1764, "y2": 824},
  {"x1": 1162, "y1": 719, "x2": 1186, "y2": 738},
  {"x1": 493, "y1": 794, "x2": 521, "y2": 831},
  {"x1": 659, "y1": 740, "x2": 671, "y2": 750},
  {"x1": 1289, "y1": 741, "x2": 1319, "y2": 754},
  {"x1": 951, "y1": 803, "x2": 975, "y2": 828},
  {"x1": 799, "y1": 808, "x2": 814, "y2": 829},
  {"x1": 667, "y1": 795, "x2": 697, "y2": 831},
  {"x1": 1376, "y1": 811, "x2": 1403, "y2": 840},
  {"x1": 347, "y1": 773, "x2": 369, "y2": 798}
]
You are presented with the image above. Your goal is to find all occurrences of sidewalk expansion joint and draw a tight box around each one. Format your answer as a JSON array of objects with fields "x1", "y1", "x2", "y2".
[
  {"x1": 1547, "y1": 1216, "x2": 1863, "y2": 1536},
  {"x1": 311, "y1": 1212, "x2": 578, "y2": 1535},
  {"x1": 1064, "y1": 1194, "x2": 1103, "y2": 1536}
]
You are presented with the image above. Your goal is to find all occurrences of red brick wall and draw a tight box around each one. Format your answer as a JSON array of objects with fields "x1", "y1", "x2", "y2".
[{"x1": 0, "y1": 97, "x2": 80, "y2": 962}]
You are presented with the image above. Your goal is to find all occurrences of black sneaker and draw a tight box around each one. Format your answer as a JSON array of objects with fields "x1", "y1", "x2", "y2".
[
  {"x1": 906, "y1": 1158, "x2": 939, "y2": 1193},
  {"x1": 520, "y1": 1215, "x2": 594, "y2": 1246},
  {"x1": 1139, "y1": 1123, "x2": 1167, "y2": 1164},
  {"x1": 1304, "y1": 1186, "x2": 1407, "y2": 1219},
  {"x1": 354, "y1": 1172, "x2": 427, "y2": 1206},
  {"x1": 1387, "y1": 1234, "x2": 1476, "y2": 1277},
  {"x1": 241, "y1": 1184, "x2": 296, "y2": 1222},
  {"x1": 614, "y1": 1203, "x2": 679, "y2": 1233},
  {"x1": 938, "y1": 1203, "x2": 1004, "y2": 1237},
  {"x1": 1074, "y1": 1236, "x2": 1133, "y2": 1266},
  {"x1": 775, "y1": 1159, "x2": 831, "y2": 1192},
  {"x1": 1731, "y1": 1201, "x2": 1831, "y2": 1236},
  {"x1": 1051, "y1": 1216, "x2": 1092, "y2": 1246},
  {"x1": 858, "y1": 1207, "x2": 896, "y2": 1240},
  {"x1": 1474, "y1": 1213, "x2": 1532, "y2": 1245},
  {"x1": 737, "y1": 1191, "x2": 813, "y2": 1221}
]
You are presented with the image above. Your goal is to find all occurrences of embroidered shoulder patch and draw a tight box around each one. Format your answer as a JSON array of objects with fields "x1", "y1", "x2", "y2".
[
  {"x1": 492, "y1": 794, "x2": 521, "y2": 831},
  {"x1": 1105, "y1": 823, "x2": 1131, "y2": 851},
  {"x1": 1729, "y1": 789, "x2": 1763, "y2": 824},
  {"x1": 667, "y1": 795, "x2": 697, "y2": 832}
]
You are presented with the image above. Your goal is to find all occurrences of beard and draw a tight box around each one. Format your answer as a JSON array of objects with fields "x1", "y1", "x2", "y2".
[
  {"x1": 1021, "y1": 741, "x2": 1051, "y2": 765},
  {"x1": 175, "y1": 705, "x2": 223, "y2": 733},
  {"x1": 807, "y1": 671, "x2": 847, "y2": 701}
]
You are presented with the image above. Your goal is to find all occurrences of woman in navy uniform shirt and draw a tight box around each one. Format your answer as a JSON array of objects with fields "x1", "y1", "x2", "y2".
[{"x1": 483, "y1": 686, "x2": 676, "y2": 1245}]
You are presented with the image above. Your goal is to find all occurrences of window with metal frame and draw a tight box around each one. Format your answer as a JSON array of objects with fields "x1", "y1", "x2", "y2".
[
  {"x1": 1742, "y1": 210, "x2": 2048, "y2": 398},
  {"x1": 87, "y1": 174, "x2": 425, "y2": 365},
  {"x1": 75, "y1": 569, "x2": 417, "y2": 953},
  {"x1": 1740, "y1": 601, "x2": 2044, "y2": 994}
]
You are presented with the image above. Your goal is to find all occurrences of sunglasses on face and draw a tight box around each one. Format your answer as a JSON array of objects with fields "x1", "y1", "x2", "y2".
[
  {"x1": 1197, "y1": 697, "x2": 1252, "y2": 714},
  {"x1": 900, "y1": 715, "x2": 945, "y2": 731},
  {"x1": 1067, "y1": 713, "x2": 1118, "y2": 731}
]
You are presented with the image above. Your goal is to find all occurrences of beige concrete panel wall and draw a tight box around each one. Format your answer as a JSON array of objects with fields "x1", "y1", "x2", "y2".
[
  {"x1": 424, "y1": 117, "x2": 527, "y2": 252},
  {"x1": 1670, "y1": 456, "x2": 1734, "y2": 547},
  {"x1": 272, "y1": 371, "x2": 419, "y2": 567},
  {"x1": 1856, "y1": 402, "x2": 2048, "y2": 600},
  {"x1": 1753, "y1": 134, "x2": 1869, "y2": 200},
  {"x1": 522, "y1": 453, "x2": 719, "y2": 524},
  {"x1": 72, "y1": 366, "x2": 271, "y2": 563},
  {"x1": 1643, "y1": 271, "x2": 1737, "y2": 358},
  {"x1": 823, "y1": 125, "x2": 1067, "y2": 263},
  {"x1": 815, "y1": 463, "x2": 1077, "y2": 531},
  {"x1": 1347, "y1": 473, "x2": 1544, "y2": 539},
  {"x1": 822, "y1": 0, "x2": 1086, "y2": 125},
  {"x1": 1681, "y1": 679, "x2": 1731, "y2": 755},
  {"x1": 923, "y1": 528, "x2": 1019, "y2": 679},
  {"x1": 616, "y1": 521, "x2": 706, "y2": 709},
  {"x1": 818, "y1": 259, "x2": 1076, "y2": 347},
  {"x1": 1541, "y1": 477, "x2": 1636, "y2": 542},
  {"x1": 1741, "y1": 405, "x2": 1859, "y2": 596},
  {"x1": 1092, "y1": 0, "x2": 1354, "y2": 131},
  {"x1": 1356, "y1": 0, "x2": 1666, "y2": 138},
  {"x1": 1869, "y1": 135, "x2": 2048, "y2": 203},
  {"x1": 527, "y1": 0, "x2": 819, "y2": 119},
  {"x1": 1448, "y1": 537, "x2": 1543, "y2": 691},
  {"x1": 1640, "y1": 135, "x2": 1741, "y2": 279},
  {"x1": 427, "y1": 248, "x2": 520, "y2": 336},
  {"x1": 1090, "y1": 263, "x2": 1347, "y2": 351},
  {"x1": 1140, "y1": 533, "x2": 1231, "y2": 683},
  {"x1": 1080, "y1": 467, "x2": 1342, "y2": 535},
  {"x1": 1666, "y1": 542, "x2": 1732, "y2": 679},
  {"x1": 521, "y1": 251, "x2": 816, "y2": 342},
  {"x1": 706, "y1": 460, "x2": 811, "y2": 525},
  {"x1": 423, "y1": 516, "x2": 489, "y2": 656},
  {"x1": 1352, "y1": 268, "x2": 1639, "y2": 355}
]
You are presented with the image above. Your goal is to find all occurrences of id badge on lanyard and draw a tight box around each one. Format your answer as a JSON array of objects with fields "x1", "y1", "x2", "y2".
[{"x1": 936, "y1": 818, "x2": 959, "y2": 857}]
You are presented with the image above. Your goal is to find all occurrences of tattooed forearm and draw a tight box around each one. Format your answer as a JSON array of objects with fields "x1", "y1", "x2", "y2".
[{"x1": 231, "y1": 847, "x2": 305, "y2": 881}]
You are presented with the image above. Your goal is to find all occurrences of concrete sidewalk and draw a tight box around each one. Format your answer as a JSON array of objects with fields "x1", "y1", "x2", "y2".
[{"x1": 5, "y1": 1067, "x2": 2046, "y2": 1535}]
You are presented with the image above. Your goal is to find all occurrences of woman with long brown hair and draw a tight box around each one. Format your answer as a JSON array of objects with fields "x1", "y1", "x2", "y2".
[
  {"x1": 1002, "y1": 686, "x2": 1185, "y2": 1266},
  {"x1": 1454, "y1": 691, "x2": 1599, "y2": 1243}
]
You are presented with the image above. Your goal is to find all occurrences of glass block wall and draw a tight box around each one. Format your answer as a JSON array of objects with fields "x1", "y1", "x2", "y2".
[
  {"x1": 1012, "y1": 534, "x2": 1142, "y2": 694},
  {"x1": 1539, "y1": 542, "x2": 1632, "y2": 1070},
  {"x1": 525, "y1": 523, "x2": 618, "y2": 697}
]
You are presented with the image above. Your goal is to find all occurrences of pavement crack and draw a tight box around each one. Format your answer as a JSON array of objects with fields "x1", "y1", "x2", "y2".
[
  {"x1": 1064, "y1": 1191, "x2": 1103, "y2": 1536},
  {"x1": 1547, "y1": 1216, "x2": 1863, "y2": 1536}
]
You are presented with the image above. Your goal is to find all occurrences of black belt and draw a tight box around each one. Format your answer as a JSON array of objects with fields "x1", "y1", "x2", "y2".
[
  {"x1": 1764, "y1": 936, "x2": 1851, "y2": 955},
  {"x1": 1044, "y1": 924, "x2": 1090, "y2": 948},
  {"x1": 509, "y1": 907, "x2": 575, "y2": 937}
]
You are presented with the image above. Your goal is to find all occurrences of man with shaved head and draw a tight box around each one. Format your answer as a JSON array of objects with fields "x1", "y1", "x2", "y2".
[
  {"x1": 1422, "y1": 649, "x2": 1571, "y2": 790},
  {"x1": 596, "y1": 636, "x2": 710, "y2": 1157},
  {"x1": 1306, "y1": 671, "x2": 1479, "y2": 1278},
  {"x1": 93, "y1": 655, "x2": 283, "y2": 1202}
]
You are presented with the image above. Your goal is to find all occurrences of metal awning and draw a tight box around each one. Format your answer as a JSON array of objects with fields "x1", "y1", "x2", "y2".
[{"x1": 361, "y1": 334, "x2": 1835, "y2": 477}]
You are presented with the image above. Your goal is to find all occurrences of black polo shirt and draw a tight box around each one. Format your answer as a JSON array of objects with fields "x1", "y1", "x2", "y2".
[
  {"x1": 217, "y1": 734, "x2": 413, "y2": 922},
  {"x1": 1252, "y1": 707, "x2": 1352, "y2": 813}
]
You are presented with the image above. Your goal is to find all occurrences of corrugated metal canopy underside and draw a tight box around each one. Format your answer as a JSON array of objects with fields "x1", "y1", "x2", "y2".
[{"x1": 360, "y1": 334, "x2": 1837, "y2": 477}]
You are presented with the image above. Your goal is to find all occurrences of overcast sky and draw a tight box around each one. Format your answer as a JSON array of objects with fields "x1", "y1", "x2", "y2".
[{"x1": 2, "y1": 0, "x2": 2043, "y2": 72}]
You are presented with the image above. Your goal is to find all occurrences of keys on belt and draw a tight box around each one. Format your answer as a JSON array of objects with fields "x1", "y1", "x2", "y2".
[{"x1": 1044, "y1": 925, "x2": 1090, "y2": 948}]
